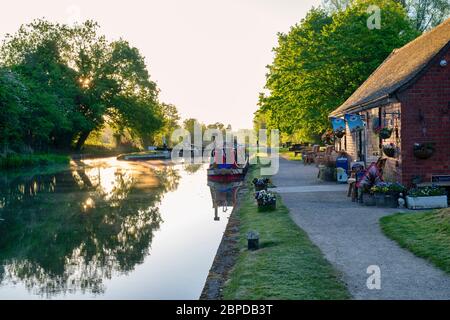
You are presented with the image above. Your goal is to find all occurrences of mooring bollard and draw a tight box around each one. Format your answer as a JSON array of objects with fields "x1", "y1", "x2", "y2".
[{"x1": 247, "y1": 231, "x2": 259, "y2": 251}]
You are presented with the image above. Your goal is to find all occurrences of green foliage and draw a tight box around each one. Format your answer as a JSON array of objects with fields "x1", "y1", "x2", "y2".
[
  {"x1": 0, "y1": 154, "x2": 70, "y2": 170},
  {"x1": 257, "y1": 0, "x2": 419, "y2": 142},
  {"x1": 408, "y1": 186, "x2": 447, "y2": 197},
  {"x1": 402, "y1": 0, "x2": 450, "y2": 31},
  {"x1": 324, "y1": 0, "x2": 450, "y2": 31},
  {"x1": 0, "y1": 68, "x2": 28, "y2": 152},
  {"x1": 370, "y1": 182, "x2": 406, "y2": 194},
  {"x1": 0, "y1": 19, "x2": 168, "y2": 153},
  {"x1": 323, "y1": 0, "x2": 352, "y2": 12},
  {"x1": 153, "y1": 103, "x2": 181, "y2": 147}
]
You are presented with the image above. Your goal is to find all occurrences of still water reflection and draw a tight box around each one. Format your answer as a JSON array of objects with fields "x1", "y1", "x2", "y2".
[{"x1": 0, "y1": 158, "x2": 238, "y2": 299}]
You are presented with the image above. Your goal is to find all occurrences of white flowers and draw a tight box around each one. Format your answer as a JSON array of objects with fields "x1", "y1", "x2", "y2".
[{"x1": 255, "y1": 190, "x2": 276, "y2": 206}]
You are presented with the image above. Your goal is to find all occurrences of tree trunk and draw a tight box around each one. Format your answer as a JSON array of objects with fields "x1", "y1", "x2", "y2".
[{"x1": 74, "y1": 131, "x2": 91, "y2": 151}]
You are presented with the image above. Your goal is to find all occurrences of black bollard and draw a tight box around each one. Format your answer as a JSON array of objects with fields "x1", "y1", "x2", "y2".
[{"x1": 247, "y1": 231, "x2": 259, "y2": 251}]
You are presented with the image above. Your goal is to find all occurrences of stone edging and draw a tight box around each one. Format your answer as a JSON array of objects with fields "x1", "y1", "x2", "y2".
[{"x1": 199, "y1": 183, "x2": 248, "y2": 300}]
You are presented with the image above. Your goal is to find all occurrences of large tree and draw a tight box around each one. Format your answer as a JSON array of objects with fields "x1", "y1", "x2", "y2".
[
  {"x1": 0, "y1": 19, "x2": 163, "y2": 151},
  {"x1": 323, "y1": 0, "x2": 450, "y2": 30},
  {"x1": 0, "y1": 68, "x2": 28, "y2": 153},
  {"x1": 152, "y1": 103, "x2": 181, "y2": 147},
  {"x1": 257, "y1": 0, "x2": 419, "y2": 142},
  {"x1": 323, "y1": 0, "x2": 352, "y2": 12},
  {"x1": 402, "y1": 0, "x2": 450, "y2": 31}
]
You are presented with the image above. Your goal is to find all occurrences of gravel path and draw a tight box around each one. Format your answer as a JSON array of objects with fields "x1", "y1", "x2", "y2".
[{"x1": 271, "y1": 158, "x2": 450, "y2": 300}]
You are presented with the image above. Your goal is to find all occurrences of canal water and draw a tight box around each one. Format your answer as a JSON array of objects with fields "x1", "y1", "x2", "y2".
[{"x1": 0, "y1": 158, "x2": 242, "y2": 299}]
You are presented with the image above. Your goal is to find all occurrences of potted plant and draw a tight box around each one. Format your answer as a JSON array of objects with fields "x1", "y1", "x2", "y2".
[
  {"x1": 382, "y1": 143, "x2": 396, "y2": 158},
  {"x1": 253, "y1": 178, "x2": 270, "y2": 191},
  {"x1": 406, "y1": 186, "x2": 448, "y2": 210},
  {"x1": 255, "y1": 190, "x2": 277, "y2": 211},
  {"x1": 389, "y1": 182, "x2": 407, "y2": 197},
  {"x1": 370, "y1": 182, "x2": 405, "y2": 208},
  {"x1": 413, "y1": 143, "x2": 435, "y2": 160},
  {"x1": 377, "y1": 127, "x2": 393, "y2": 139},
  {"x1": 371, "y1": 182, "x2": 391, "y2": 207}
]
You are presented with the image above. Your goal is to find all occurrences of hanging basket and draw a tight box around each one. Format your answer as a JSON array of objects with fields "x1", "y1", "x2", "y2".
[
  {"x1": 334, "y1": 129, "x2": 345, "y2": 139},
  {"x1": 413, "y1": 143, "x2": 435, "y2": 160},
  {"x1": 382, "y1": 144, "x2": 396, "y2": 158},
  {"x1": 378, "y1": 128, "x2": 393, "y2": 139}
]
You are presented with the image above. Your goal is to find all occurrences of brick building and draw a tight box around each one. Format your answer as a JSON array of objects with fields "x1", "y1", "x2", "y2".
[{"x1": 330, "y1": 18, "x2": 450, "y2": 187}]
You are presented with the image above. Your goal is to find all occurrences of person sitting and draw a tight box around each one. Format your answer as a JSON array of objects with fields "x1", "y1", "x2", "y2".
[{"x1": 355, "y1": 158, "x2": 387, "y2": 201}]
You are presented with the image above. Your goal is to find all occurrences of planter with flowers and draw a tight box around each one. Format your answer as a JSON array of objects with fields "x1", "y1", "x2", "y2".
[
  {"x1": 253, "y1": 178, "x2": 271, "y2": 191},
  {"x1": 406, "y1": 186, "x2": 448, "y2": 210},
  {"x1": 371, "y1": 182, "x2": 406, "y2": 208},
  {"x1": 255, "y1": 190, "x2": 277, "y2": 211},
  {"x1": 382, "y1": 143, "x2": 397, "y2": 158}
]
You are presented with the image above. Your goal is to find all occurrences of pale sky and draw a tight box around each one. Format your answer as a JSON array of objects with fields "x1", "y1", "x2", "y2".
[{"x1": 0, "y1": 0, "x2": 321, "y2": 130}]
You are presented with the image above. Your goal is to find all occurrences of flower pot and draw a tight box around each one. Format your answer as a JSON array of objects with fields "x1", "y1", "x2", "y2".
[
  {"x1": 363, "y1": 194, "x2": 376, "y2": 206},
  {"x1": 382, "y1": 147, "x2": 396, "y2": 158},
  {"x1": 413, "y1": 143, "x2": 435, "y2": 160},
  {"x1": 406, "y1": 195, "x2": 448, "y2": 210},
  {"x1": 379, "y1": 129, "x2": 393, "y2": 139},
  {"x1": 413, "y1": 148, "x2": 434, "y2": 159}
]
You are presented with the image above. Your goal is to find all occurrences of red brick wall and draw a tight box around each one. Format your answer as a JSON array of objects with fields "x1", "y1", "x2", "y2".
[{"x1": 398, "y1": 47, "x2": 450, "y2": 186}]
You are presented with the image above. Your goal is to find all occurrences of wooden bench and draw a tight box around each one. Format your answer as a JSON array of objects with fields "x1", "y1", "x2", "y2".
[{"x1": 303, "y1": 145, "x2": 320, "y2": 165}]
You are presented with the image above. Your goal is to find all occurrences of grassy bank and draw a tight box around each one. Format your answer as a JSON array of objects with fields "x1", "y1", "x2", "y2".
[
  {"x1": 222, "y1": 166, "x2": 350, "y2": 300},
  {"x1": 278, "y1": 147, "x2": 302, "y2": 162},
  {"x1": 0, "y1": 153, "x2": 70, "y2": 170},
  {"x1": 380, "y1": 208, "x2": 450, "y2": 274},
  {"x1": 280, "y1": 151, "x2": 303, "y2": 162}
]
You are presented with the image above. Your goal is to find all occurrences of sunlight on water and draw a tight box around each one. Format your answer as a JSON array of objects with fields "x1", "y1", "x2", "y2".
[{"x1": 0, "y1": 157, "x2": 243, "y2": 299}]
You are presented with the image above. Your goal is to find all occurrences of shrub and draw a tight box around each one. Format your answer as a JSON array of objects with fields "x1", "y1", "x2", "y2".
[
  {"x1": 371, "y1": 182, "x2": 406, "y2": 194},
  {"x1": 0, "y1": 154, "x2": 69, "y2": 170}
]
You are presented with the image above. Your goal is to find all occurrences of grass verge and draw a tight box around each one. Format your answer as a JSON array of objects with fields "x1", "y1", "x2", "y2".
[
  {"x1": 380, "y1": 208, "x2": 450, "y2": 274},
  {"x1": 280, "y1": 151, "x2": 303, "y2": 162},
  {"x1": 0, "y1": 153, "x2": 70, "y2": 170},
  {"x1": 222, "y1": 165, "x2": 350, "y2": 300}
]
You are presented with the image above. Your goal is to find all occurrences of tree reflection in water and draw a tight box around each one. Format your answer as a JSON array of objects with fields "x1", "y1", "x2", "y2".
[{"x1": 0, "y1": 159, "x2": 180, "y2": 297}]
